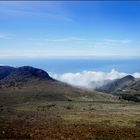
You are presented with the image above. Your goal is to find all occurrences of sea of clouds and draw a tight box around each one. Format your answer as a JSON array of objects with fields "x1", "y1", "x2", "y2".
[{"x1": 50, "y1": 69, "x2": 140, "y2": 89}]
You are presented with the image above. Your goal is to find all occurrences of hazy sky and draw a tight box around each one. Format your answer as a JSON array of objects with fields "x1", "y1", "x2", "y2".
[{"x1": 0, "y1": 1, "x2": 140, "y2": 58}]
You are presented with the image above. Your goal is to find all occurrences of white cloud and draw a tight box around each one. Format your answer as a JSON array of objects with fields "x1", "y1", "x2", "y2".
[
  {"x1": 0, "y1": 49, "x2": 50, "y2": 59},
  {"x1": 0, "y1": 32, "x2": 14, "y2": 39},
  {"x1": 45, "y1": 37, "x2": 86, "y2": 42},
  {"x1": 90, "y1": 39, "x2": 133, "y2": 48},
  {"x1": 0, "y1": 1, "x2": 73, "y2": 22},
  {"x1": 28, "y1": 36, "x2": 86, "y2": 42},
  {"x1": 0, "y1": 33, "x2": 9, "y2": 39},
  {"x1": 50, "y1": 69, "x2": 140, "y2": 89},
  {"x1": 103, "y1": 39, "x2": 132, "y2": 44},
  {"x1": 133, "y1": 72, "x2": 140, "y2": 78}
]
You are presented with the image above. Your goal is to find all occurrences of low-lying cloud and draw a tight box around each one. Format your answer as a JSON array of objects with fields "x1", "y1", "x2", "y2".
[{"x1": 50, "y1": 69, "x2": 140, "y2": 89}]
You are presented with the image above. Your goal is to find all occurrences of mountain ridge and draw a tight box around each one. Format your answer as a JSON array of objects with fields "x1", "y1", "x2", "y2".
[
  {"x1": 96, "y1": 75, "x2": 135, "y2": 93},
  {"x1": 0, "y1": 66, "x2": 54, "y2": 89},
  {"x1": 0, "y1": 66, "x2": 118, "y2": 105},
  {"x1": 96, "y1": 75, "x2": 140, "y2": 102}
]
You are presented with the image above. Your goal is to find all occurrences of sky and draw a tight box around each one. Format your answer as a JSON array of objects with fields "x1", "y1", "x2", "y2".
[{"x1": 0, "y1": 1, "x2": 140, "y2": 58}]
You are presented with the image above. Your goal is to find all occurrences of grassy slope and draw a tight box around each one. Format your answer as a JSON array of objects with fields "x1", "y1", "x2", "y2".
[
  {"x1": 0, "y1": 101, "x2": 140, "y2": 140},
  {"x1": 0, "y1": 79, "x2": 118, "y2": 106},
  {"x1": 0, "y1": 79, "x2": 140, "y2": 139}
]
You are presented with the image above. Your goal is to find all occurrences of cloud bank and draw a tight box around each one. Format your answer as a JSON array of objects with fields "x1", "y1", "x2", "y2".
[{"x1": 50, "y1": 69, "x2": 140, "y2": 89}]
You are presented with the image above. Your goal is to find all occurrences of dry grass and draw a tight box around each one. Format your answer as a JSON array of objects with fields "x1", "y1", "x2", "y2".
[
  {"x1": 0, "y1": 101, "x2": 140, "y2": 140},
  {"x1": 0, "y1": 119, "x2": 140, "y2": 140}
]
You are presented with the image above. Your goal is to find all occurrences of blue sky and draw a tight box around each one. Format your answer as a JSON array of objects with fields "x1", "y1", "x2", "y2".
[{"x1": 0, "y1": 1, "x2": 140, "y2": 58}]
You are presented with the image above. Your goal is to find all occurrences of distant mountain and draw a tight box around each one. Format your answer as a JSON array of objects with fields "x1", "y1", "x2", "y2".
[
  {"x1": 115, "y1": 79, "x2": 140, "y2": 102},
  {"x1": 96, "y1": 75, "x2": 135, "y2": 93},
  {"x1": 0, "y1": 66, "x2": 117, "y2": 105},
  {"x1": 96, "y1": 75, "x2": 140, "y2": 102}
]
